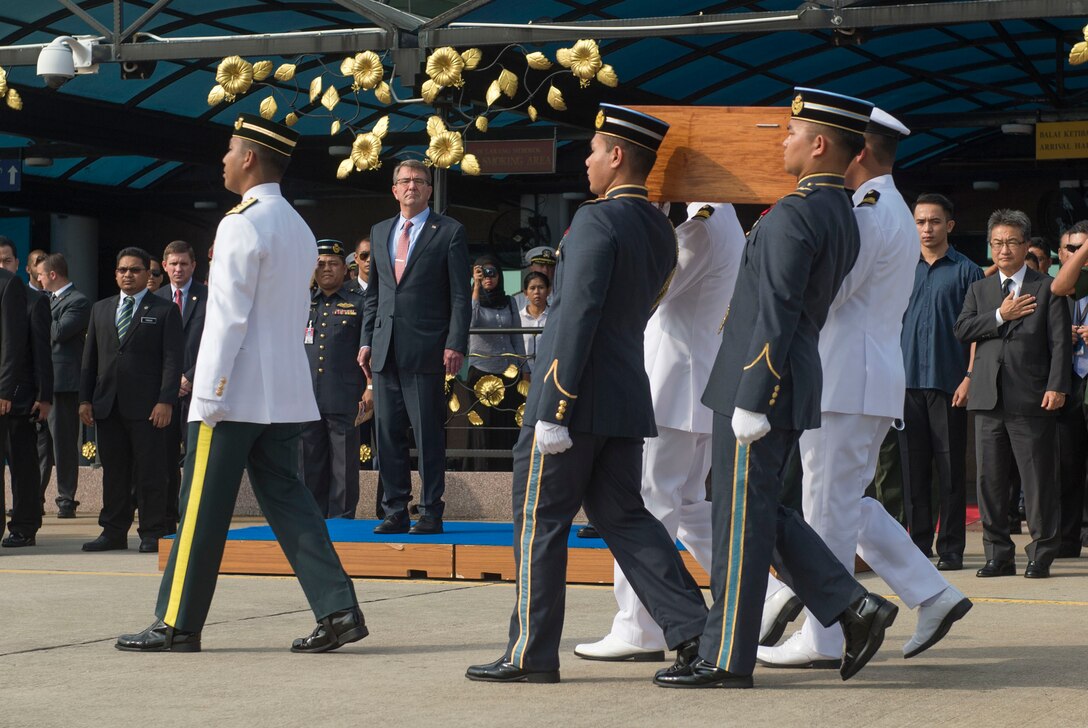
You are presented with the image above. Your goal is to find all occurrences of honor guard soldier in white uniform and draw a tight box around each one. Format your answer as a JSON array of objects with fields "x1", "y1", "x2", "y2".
[
  {"x1": 117, "y1": 113, "x2": 365, "y2": 654},
  {"x1": 574, "y1": 202, "x2": 744, "y2": 662},
  {"x1": 656, "y1": 89, "x2": 898, "y2": 689},
  {"x1": 758, "y1": 108, "x2": 972, "y2": 669},
  {"x1": 466, "y1": 104, "x2": 709, "y2": 685}
]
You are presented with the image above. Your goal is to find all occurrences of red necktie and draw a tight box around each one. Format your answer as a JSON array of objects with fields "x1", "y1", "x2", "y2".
[
  {"x1": 174, "y1": 288, "x2": 183, "y2": 315},
  {"x1": 394, "y1": 220, "x2": 412, "y2": 283}
]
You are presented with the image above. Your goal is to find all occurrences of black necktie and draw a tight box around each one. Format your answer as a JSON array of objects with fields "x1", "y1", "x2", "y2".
[{"x1": 1002, "y1": 278, "x2": 1014, "y2": 298}]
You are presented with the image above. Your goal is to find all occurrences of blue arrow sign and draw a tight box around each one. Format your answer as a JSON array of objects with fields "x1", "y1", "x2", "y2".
[{"x1": 0, "y1": 159, "x2": 21, "y2": 192}]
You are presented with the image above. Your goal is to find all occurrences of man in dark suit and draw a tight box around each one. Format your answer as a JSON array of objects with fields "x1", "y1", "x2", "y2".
[
  {"x1": 0, "y1": 237, "x2": 52, "y2": 547},
  {"x1": 26, "y1": 250, "x2": 54, "y2": 504},
  {"x1": 657, "y1": 89, "x2": 898, "y2": 689},
  {"x1": 39, "y1": 253, "x2": 90, "y2": 518},
  {"x1": 466, "y1": 104, "x2": 709, "y2": 685},
  {"x1": 358, "y1": 159, "x2": 470, "y2": 535},
  {"x1": 79, "y1": 247, "x2": 183, "y2": 553},
  {"x1": 155, "y1": 239, "x2": 207, "y2": 532},
  {"x1": 954, "y1": 209, "x2": 1071, "y2": 579}
]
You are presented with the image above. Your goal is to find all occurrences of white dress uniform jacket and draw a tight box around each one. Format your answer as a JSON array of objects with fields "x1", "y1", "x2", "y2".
[
  {"x1": 818, "y1": 174, "x2": 917, "y2": 418},
  {"x1": 189, "y1": 182, "x2": 320, "y2": 425},
  {"x1": 644, "y1": 203, "x2": 745, "y2": 432}
]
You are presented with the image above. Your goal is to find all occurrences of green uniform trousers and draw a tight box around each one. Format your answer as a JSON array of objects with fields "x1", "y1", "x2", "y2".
[{"x1": 156, "y1": 421, "x2": 358, "y2": 633}]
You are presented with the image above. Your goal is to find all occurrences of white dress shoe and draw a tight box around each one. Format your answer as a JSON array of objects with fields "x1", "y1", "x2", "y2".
[
  {"x1": 903, "y1": 585, "x2": 973, "y2": 659},
  {"x1": 756, "y1": 630, "x2": 841, "y2": 669},
  {"x1": 574, "y1": 633, "x2": 665, "y2": 662},
  {"x1": 759, "y1": 586, "x2": 803, "y2": 646}
]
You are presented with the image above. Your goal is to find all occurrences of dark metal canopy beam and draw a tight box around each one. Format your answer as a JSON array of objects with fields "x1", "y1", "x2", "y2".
[{"x1": 328, "y1": 0, "x2": 426, "y2": 33}]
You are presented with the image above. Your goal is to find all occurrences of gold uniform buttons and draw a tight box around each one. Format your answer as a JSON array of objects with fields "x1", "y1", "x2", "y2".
[
  {"x1": 319, "y1": 345, "x2": 325, "y2": 350},
  {"x1": 318, "y1": 356, "x2": 325, "y2": 362},
  {"x1": 318, "y1": 368, "x2": 324, "y2": 374}
]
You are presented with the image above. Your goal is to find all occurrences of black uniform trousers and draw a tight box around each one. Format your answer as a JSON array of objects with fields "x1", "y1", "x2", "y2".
[
  {"x1": 1057, "y1": 374, "x2": 1087, "y2": 556},
  {"x1": 163, "y1": 395, "x2": 191, "y2": 528},
  {"x1": 373, "y1": 343, "x2": 446, "y2": 518},
  {"x1": 302, "y1": 412, "x2": 360, "y2": 518},
  {"x1": 96, "y1": 409, "x2": 168, "y2": 540},
  {"x1": 975, "y1": 409, "x2": 1060, "y2": 566},
  {"x1": 156, "y1": 421, "x2": 358, "y2": 633},
  {"x1": 7, "y1": 414, "x2": 43, "y2": 537},
  {"x1": 902, "y1": 388, "x2": 968, "y2": 560},
  {"x1": 36, "y1": 418, "x2": 53, "y2": 502},
  {"x1": 48, "y1": 391, "x2": 81, "y2": 508},
  {"x1": 699, "y1": 416, "x2": 865, "y2": 675},
  {"x1": 504, "y1": 425, "x2": 707, "y2": 671}
]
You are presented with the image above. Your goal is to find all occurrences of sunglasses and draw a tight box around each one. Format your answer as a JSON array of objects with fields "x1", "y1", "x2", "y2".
[
  {"x1": 150, "y1": 269, "x2": 164, "y2": 277},
  {"x1": 1066, "y1": 244, "x2": 1083, "y2": 255},
  {"x1": 357, "y1": 252, "x2": 370, "y2": 260},
  {"x1": 115, "y1": 266, "x2": 146, "y2": 275}
]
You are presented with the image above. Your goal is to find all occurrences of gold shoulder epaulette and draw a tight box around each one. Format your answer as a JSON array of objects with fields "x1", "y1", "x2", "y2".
[
  {"x1": 694, "y1": 204, "x2": 715, "y2": 221},
  {"x1": 857, "y1": 189, "x2": 881, "y2": 207},
  {"x1": 786, "y1": 187, "x2": 814, "y2": 199},
  {"x1": 226, "y1": 198, "x2": 259, "y2": 216}
]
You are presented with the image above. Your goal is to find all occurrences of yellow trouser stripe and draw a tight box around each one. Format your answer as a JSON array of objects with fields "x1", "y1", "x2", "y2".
[
  {"x1": 511, "y1": 435, "x2": 544, "y2": 667},
  {"x1": 164, "y1": 423, "x2": 214, "y2": 626},
  {"x1": 716, "y1": 440, "x2": 749, "y2": 667}
]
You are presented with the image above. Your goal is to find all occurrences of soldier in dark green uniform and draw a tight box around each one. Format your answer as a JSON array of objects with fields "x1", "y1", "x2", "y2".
[
  {"x1": 302, "y1": 239, "x2": 367, "y2": 518},
  {"x1": 466, "y1": 104, "x2": 708, "y2": 685},
  {"x1": 656, "y1": 89, "x2": 899, "y2": 689}
]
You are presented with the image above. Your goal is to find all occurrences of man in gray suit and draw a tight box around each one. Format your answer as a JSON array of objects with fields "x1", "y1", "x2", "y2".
[
  {"x1": 39, "y1": 253, "x2": 90, "y2": 518},
  {"x1": 358, "y1": 159, "x2": 470, "y2": 536},
  {"x1": 955, "y1": 209, "x2": 1070, "y2": 579}
]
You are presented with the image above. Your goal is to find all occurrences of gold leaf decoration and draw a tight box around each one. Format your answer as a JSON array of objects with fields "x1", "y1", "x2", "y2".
[
  {"x1": 207, "y1": 84, "x2": 226, "y2": 106},
  {"x1": 547, "y1": 85, "x2": 566, "y2": 111},
  {"x1": 0, "y1": 67, "x2": 7, "y2": 98},
  {"x1": 339, "y1": 57, "x2": 354, "y2": 76},
  {"x1": 461, "y1": 153, "x2": 480, "y2": 176},
  {"x1": 321, "y1": 85, "x2": 340, "y2": 111},
  {"x1": 427, "y1": 114, "x2": 447, "y2": 138},
  {"x1": 1072, "y1": 40, "x2": 1088, "y2": 66},
  {"x1": 216, "y1": 55, "x2": 254, "y2": 97},
  {"x1": 375, "y1": 81, "x2": 392, "y2": 104},
  {"x1": 503, "y1": 363, "x2": 519, "y2": 379},
  {"x1": 274, "y1": 63, "x2": 296, "y2": 82},
  {"x1": 485, "y1": 80, "x2": 501, "y2": 107},
  {"x1": 515, "y1": 403, "x2": 525, "y2": 427},
  {"x1": 259, "y1": 95, "x2": 277, "y2": 120},
  {"x1": 596, "y1": 64, "x2": 618, "y2": 88},
  {"x1": 5, "y1": 88, "x2": 22, "y2": 111},
  {"x1": 517, "y1": 379, "x2": 530, "y2": 397},
  {"x1": 556, "y1": 47, "x2": 573, "y2": 68},
  {"x1": 359, "y1": 444, "x2": 372, "y2": 463},
  {"x1": 448, "y1": 392, "x2": 461, "y2": 412},
  {"x1": 330, "y1": 119, "x2": 341, "y2": 135},
  {"x1": 309, "y1": 75, "x2": 323, "y2": 104},
  {"x1": 528, "y1": 104, "x2": 538, "y2": 122},
  {"x1": 421, "y1": 79, "x2": 441, "y2": 104},
  {"x1": 426, "y1": 130, "x2": 464, "y2": 169},
  {"x1": 81, "y1": 441, "x2": 97, "y2": 460},
  {"x1": 461, "y1": 47, "x2": 482, "y2": 70},
  {"x1": 1084, "y1": 22, "x2": 1088, "y2": 41},
  {"x1": 525, "y1": 52, "x2": 552, "y2": 70},
  {"x1": 372, "y1": 115, "x2": 390, "y2": 139},
  {"x1": 336, "y1": 158, "x2": 355, "y2": 179},
  {"x1": 351, "y1": 132, "x2": 382, "y2": 171},
  {"x1": 445, "y1": 372, "x2": 456, "y2": 394},
  {"x1": 426, "y1": 46, "x2": 466, "y2": 88},
  {"x1": 252, "y1": 60, "x2": 273, "y2": 81},
  {"x1": 498, "y1": 68, "x2": 518, "y2": 98},
  {"x1": 352, "y1": 51, "x2": 384, "y2": 90},
  {"x1": 475, "y1": 374, "x2": 506, "y2": 407},
  {"x1": 475, "y1": 115, "x2": 488, "y2": 132},
  {"x1": 285, "y1": 112, "x2": 299, "y2": 126},
  {"x1": 467, "y1": 410, "x2": 484, "y2": 426},
  {"x1": 569, "y1": 39, "x2": 603, "y2": 86}
]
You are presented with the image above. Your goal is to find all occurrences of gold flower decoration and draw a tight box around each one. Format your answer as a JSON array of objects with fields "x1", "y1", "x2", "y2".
[
  {"x1": 517, "y1": 379, "x2": 530, "y2": 397},
  {"x1": 207, "y1": 85, "x2": 226, "y2": 106},
  {"x1": 475, "y1": 375, "x2": 506, "y2": 407},
  {"x1": 252, "y1": 60, "x2": 273, "y2": 81},
  {"x1": 475, "y1": 115, "x2": 488, "y2": 132},
  {"x1": 259, "y1": 95, "x2": 277, "y2": 120},
  {"x1": 81, "y1": 441, "x2": 97, "y2": 460},
  {"x1": 6, "y1": 88, "x2": 22, "y2": 111},
  {"x1": 426, "y1": 46, "x2": 466, "y2": 88},
  {"x1": 426, "y1": 130, "x2": 465, "y2": 169},
  {"x1": 274, "y1": 63, "x2": 296, "y2": 82},
  {"x1": 375, "y1": 81, "x2": 392, "y2": 104},
  {"x1": 467, "y1": 411, "x2": 484, "y2": 426},
  {"x1": 351, "y1": 51, "x2": 384, "y2": 91},
  {"x1": 350, "y1": 132, "x2": 383, "y2": 172},
  {"x1": 498, "y1": 68, "x2": 518, "y2": 98},
  {"x1": 448, "y1": 392, "x2": 461, "y2": 412},
  {"x1": 525, "y1": 52, "x2": 552, "y2": 70},
  {"x1": 461, "y1": 47, "x2": 482, "y2": 70},
  {"x1": 547, "y1": 85, "x2": 566, "y2": 111},
  {"x1": 216, "y1": 55, "x2": 254, "y2": 98},
  {"x1": 359, "y1": 444, "x2": 372, "y2": 464},
  {"x1": 515, "y1": 403, "x2": 526, "y2": 427},
  {"x1": 568, "y1": 39, "x2": 603, "y2": 86},
  {"x1": 461, "y1": 154, "x2": 481, "y2": 176}
]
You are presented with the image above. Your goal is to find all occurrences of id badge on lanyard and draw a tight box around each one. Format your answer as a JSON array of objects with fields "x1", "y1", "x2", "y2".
[{"x1": 304, "y1": 319, "x2": 315, "y2": 345}]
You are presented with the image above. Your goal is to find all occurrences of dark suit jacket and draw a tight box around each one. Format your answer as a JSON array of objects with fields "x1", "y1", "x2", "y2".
[
  {"x1": 11, "y1": 289, "x2": 53, "y2": 413},
  {"x1": 953, "y1": 266, "x2": 1071, "y2": 415},
  {"x1": 155, "y1": 280, "x2": 207, "y2": 382},
  {"x1": 0, "y1": 269, "x2": 27, "y2": 402},
  {"x1": 360, "y1": 209, "x2": 471, "y2": 374},
  {"x1": 523, "y1": 185, "x2": 673, "y2": 438},
  {"x1": 79, "y1": 292, "x2": 183, "y2": 420},
  {"x1": 49, "y1": 285, "x2": 91, "y2": 393}
]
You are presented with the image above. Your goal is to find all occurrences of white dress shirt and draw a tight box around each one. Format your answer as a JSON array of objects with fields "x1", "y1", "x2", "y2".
[{"x1": 994, "y1": 264, "x2": 1028, "y2": 325}]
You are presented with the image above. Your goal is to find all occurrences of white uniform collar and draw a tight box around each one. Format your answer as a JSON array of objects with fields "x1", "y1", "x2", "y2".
[{"x1": 851, "y1": 173, "x2": 895, "y2": 206}]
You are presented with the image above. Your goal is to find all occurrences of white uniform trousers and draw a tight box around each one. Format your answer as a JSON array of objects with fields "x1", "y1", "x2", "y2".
[
  {"x1": 766, "y1": 413, "x2": 949, "y2": 656},
  {"x1": 609, "y1": 425, "x2": 714, "y2": 649}
]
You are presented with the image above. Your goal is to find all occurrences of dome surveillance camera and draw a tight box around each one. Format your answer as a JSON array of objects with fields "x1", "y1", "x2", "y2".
[{"x1": 36, "y1": 36, "x2": 98, "y2": 89}]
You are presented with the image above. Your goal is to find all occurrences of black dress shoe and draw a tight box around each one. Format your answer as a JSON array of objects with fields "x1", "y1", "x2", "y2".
[
  {"x1": 976, "y1": 559, "x2": 1015, "y2": 577},
  {"x1": 139, "y1": 537, "x2": 158, "y2": 553},
  {"x1": 373, "y1": 513, "x2": 410, "y2": 535},
  {"x1": 652, "y1": 638, "x2": 701, "y2": 681},
  {"x1": 57, "y1": 506, "x2": 76, "y2": 519},
  {"x1": 116, "y1": 619, "x2": 201, "y2": 652},
  {"x1": 465, "y1": 657, "x2": 560, "y2": 683},
  {"x1": 838, "y1": 592, "x2": 898, "y2": 681},
  {"x1": 936, "y1": 556, "x2": 963, "y2": 571},
  {"x1": 291, "y1": 607, "x2": 368, "y2": 653},
  {"x1": 653, "y1": 658, "x2": 753, "y2": 689},
  {"x1": 82, "y1": 534, "x2": 127, "y2": 552},
  {"x1": 409, "y1": 515, "x2": 443, "y2": 535},
  {"x1": 1, "y1": 532, "x2": 36, "y2": 548},
  {"x1": 1024, "y1": 560, "x2": 1050, "y2": 578},
  {"x1": 576, "y1": 525, "x2": 600, "y2": 539}
]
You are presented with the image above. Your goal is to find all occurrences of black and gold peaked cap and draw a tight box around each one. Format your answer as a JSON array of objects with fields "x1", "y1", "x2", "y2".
[
  {"x1": 593, "y1": 103, "x2": 670, "y2": 152},
  {"x1": 232, "y1": 113, "x2": 299, "y2": 156},
  {"x1": 790, "y1": 87, "x2": 873, "y2": 135}
]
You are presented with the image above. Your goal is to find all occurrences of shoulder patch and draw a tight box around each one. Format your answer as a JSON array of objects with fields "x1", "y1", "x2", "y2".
[
  {"x1": 225, "y1": 198, "x2": 259, "y2": 216},
  {"x1": 857, "y1": 189, "x2": 880, "y2": 207},
  {"x1": 693, "y1": 204, "x2": 715, "y2": 221}
]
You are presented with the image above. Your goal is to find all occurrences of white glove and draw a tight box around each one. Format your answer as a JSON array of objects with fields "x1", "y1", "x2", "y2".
[
  {"x1": 534, "y1": 420, "x2": 573, "y2": 455},
  {"x1": 190, "y1": 397, "x2": 231, "y2": 428},
  {"x1": 731, "y1": 407, "x2": 771, "y2": 446}
]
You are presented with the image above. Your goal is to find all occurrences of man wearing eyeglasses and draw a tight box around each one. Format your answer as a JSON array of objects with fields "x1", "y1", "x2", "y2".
[
  {"x1": 358, "y1": 159, "x2": 470, "y2": 535},
  {"x1": 78, "y1": 247, "x2": 183, "y2": 554},
  {"x1": 955, "y1": 209, "x2": 1070, "y2": 579}
]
